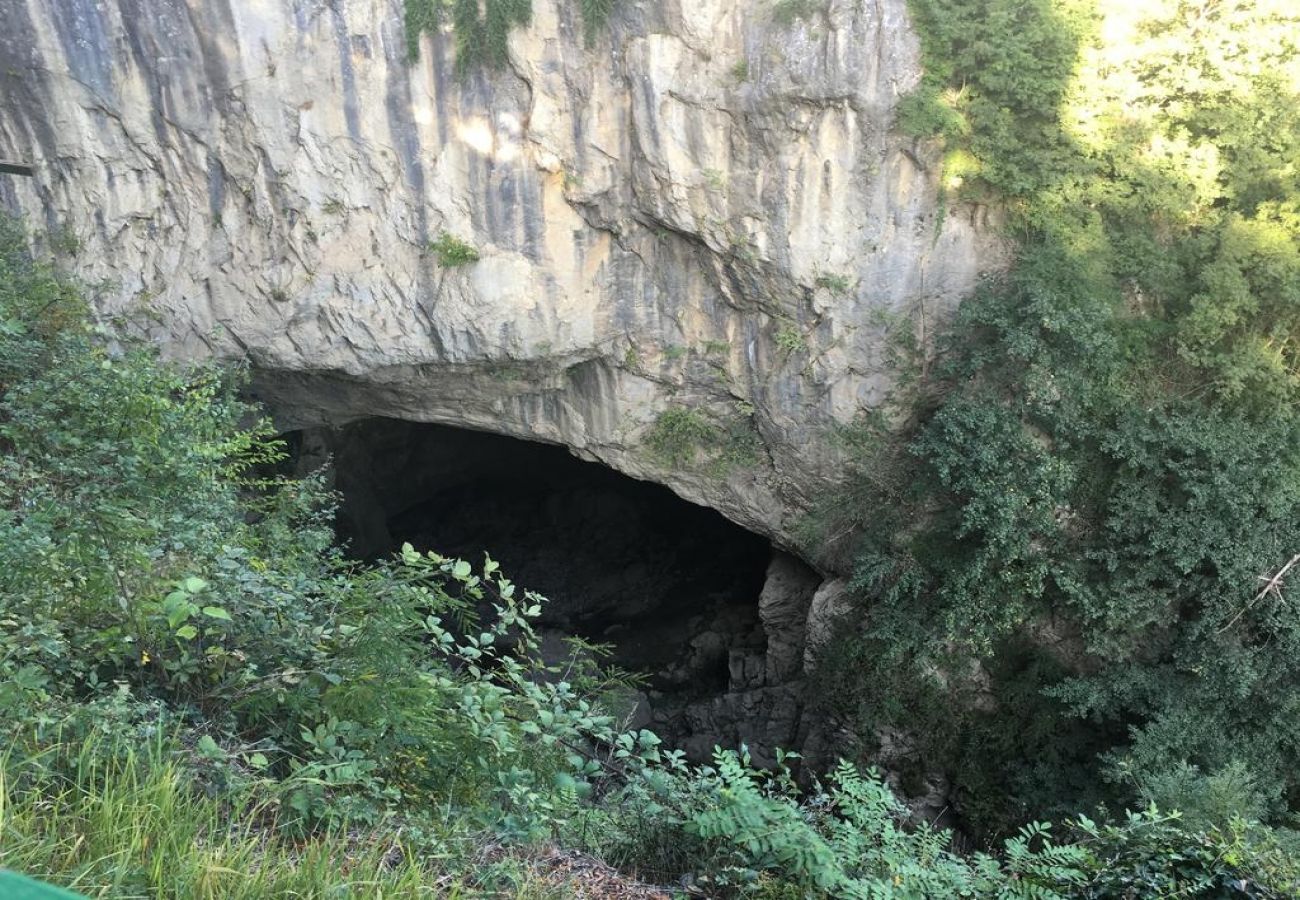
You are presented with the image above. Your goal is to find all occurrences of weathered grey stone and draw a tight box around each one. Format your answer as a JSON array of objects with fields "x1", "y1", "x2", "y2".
[
  {"x1": 758, "y1": 551, "x2": 821, "y2": 683},
  {"x1": 803, "y1": 575, "x2": 853, "y2": 669},
  {"x1": 0, "y1": 0, "x2": 1006, "y2": 555}
]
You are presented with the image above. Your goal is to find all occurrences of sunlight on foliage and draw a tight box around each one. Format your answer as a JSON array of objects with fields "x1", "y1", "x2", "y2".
[{"x1": 820, "y1": 0, "x2": 1300, "y2": 837}]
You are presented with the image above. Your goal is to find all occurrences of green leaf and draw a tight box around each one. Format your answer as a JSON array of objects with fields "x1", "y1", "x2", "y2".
[
  {"x1": 175, "y1": 624, "x2": 199, "y2": 640},
  {"x1": 166, "y1": 604, "x2": 194, "y2": 628},
  {"x1": 452, "y1": 559, "x2": 472, "y2": 579},
  {"x1": 181, "y1": 576, "x2": 208, "y2": 593},
  {"x1": 196, "y1": 734, "x2": 223, "y2": 758},
  {"x1": 201, "y1": 606, "x2": 232, "y2": 620}
]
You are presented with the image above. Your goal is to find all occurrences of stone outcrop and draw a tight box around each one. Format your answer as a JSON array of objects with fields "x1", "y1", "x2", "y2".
[{"x1": 0, "y1": 0, "x2": 1005, "y2": 553}]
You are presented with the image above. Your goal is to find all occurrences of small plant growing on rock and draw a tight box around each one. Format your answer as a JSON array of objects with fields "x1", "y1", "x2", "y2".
[
  {"x1": 647, "y1": 407, "x2": 715, "y2": 467},
  {"x1": 728, "y1": 230, "x2": 758, "y2": 262},
  {"x1": 731, "y1": 58, "x2": 750, "y2": 82},
  {"x1": 405, "y1": 0, "x2": 617, "y2": 70},
  {"x1": 579, "y1": 0, "x2": 616, "y2": 46},
  {"x1": 646, "y1": 406, "x2": 762, "y2": 474},
  {"x1": 429, "y1": 231, "x2": 481, "y2": 267},
  {"x1": 771, "y1": 0, "x2": 822, "y2": 26},
  {"x1": 775, "y1": 324, "x2": 807, "y2": 354},
  {"x1": 713, "y1": 419, "x2": 762, "y2": 474},
  {"x1": 814, "y1": 271, "x2": 854, "y2": 295}
]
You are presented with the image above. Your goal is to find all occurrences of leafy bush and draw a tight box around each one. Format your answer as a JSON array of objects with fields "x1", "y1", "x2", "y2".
[
  {"x1": 774, "y1": 324, "x2": 807, "y2": 355},
  {"x1": 646, "y1": 406, "x2": 716, "y2": 467},
  {"x1": 680, "y1": 751, "x2": 1088, "y2": 897},
  {"x1": 815, "y1": 0, "x2": 1300, "y2": 837},
  {"x1": 813, "y1": 271, "x2": 853, "y2": 295}
]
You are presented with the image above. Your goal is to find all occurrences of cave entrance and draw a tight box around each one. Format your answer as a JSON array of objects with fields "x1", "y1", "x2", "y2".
[{"x1": 283, "y1": 418, "x2": 813, "y2": 756}]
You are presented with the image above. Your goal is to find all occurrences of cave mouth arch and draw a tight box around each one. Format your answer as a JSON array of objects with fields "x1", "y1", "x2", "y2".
[{"x1": 281, "y1": 417, "x2": 813, "y2": 755}]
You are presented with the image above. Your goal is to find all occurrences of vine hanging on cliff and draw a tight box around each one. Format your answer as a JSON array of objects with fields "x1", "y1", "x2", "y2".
[{"x1": 405, "y1": 0, "x2": 618, "y2": 73}]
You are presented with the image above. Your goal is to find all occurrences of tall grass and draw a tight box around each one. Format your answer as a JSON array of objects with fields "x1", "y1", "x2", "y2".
[{"x1": 0, "y1": 736, "x2": 523, "y2": 899}]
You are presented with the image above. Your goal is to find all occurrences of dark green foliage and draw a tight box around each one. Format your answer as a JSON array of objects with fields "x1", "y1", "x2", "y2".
[
  {"x1": 899, "y1": 0, "x2": 1092, "y2": 199},
  {"x1": 645, "y1": 406, "x2": 760, "y2": 474},
  {"x1": 579, "y1": 0, "x2": 615, "y2": 46},
  {"x1": 404, "y1": 0, "x2": 617, "y2": 72},
  {"x1": 771, "y1": 0, "x2": 824, "y2": 26},
  {"x1": 1070, "y1": 810, "x2": 1299, "y2": 899},
  {"x1": 403, "y1": 0, "x2": 443, "y2": 61},
  {"x1": 646, "y1": 407, "x2": 715, "y2": 467},
  {"x1": 821, "y1": 0, "x2": 1300, "y2": 838}
]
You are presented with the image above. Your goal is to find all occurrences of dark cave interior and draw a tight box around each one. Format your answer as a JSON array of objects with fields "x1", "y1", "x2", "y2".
[{"x1": 283, "y1": 418, "x2": 777, "y2": 736}]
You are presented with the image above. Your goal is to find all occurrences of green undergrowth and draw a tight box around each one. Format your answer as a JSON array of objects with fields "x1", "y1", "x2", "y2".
[
  {"x1": 0, "y1": 736, "x2": 455, "y2": 899},
  {"x1": 813, "y1": 0, "x2": 1300, "y2": 841}
]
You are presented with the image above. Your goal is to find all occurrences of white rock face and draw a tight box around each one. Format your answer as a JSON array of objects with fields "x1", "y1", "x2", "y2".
[{"x1": 0, "y1": 0, "x2": 1004, "y2": 550}]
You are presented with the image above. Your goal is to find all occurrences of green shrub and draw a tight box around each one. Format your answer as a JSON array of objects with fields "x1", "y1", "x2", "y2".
[
  {"x1": 428, "y1": 230, "x2": 481, "y2": 266},
  {"x1": 646, "y1": 407, "x2": 715, "y2": 467},
  {"x1": 771, "y1": 0, "x2": 823, "y2": 26},
  {"x1": 819, "y1": 0, "x2": 1300, "y2": 836},
  {"x1": 813, "y1": 271, "x2": 853, "y2": 295},
  {"x1": 578, "y1": 0, "x2": 616, "y2": 46},
  {"x1": 774, "y1": 324, "x2": 806, "y2": 354}
]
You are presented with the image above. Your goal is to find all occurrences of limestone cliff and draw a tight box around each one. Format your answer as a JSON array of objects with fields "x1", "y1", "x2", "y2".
[{"x1": 0, "y1": 0, "x2": 1003, "y2": 552}]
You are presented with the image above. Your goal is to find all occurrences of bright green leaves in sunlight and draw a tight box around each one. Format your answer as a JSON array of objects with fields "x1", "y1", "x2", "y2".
[{"x1": 819, "y1": 0, "x2": 1300, "y2": 836}]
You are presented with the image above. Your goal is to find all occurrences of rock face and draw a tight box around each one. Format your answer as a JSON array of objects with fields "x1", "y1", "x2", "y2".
[{"x1": 0, "y1": 0, "x2": 1004, "y2": 551}]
